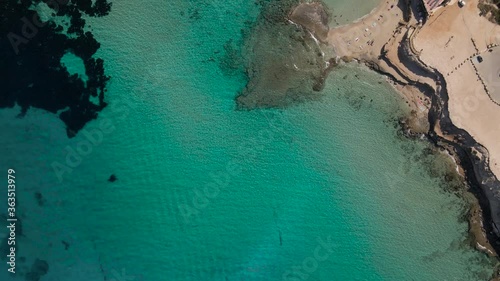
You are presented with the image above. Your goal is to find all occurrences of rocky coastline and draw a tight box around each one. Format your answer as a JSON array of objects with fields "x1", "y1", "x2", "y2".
[
  {"x1": 232, "y1": 0, "x2": 500, "y2": 264},
  {"x1": 362, "y1": 6, "x2": 500, "y2": 258},
  {"x1": 286, "y1": 0, "x2": 500, "y2": 262}
]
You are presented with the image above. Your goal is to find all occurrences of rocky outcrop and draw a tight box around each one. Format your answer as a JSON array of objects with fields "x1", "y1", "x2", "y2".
[
  {"x1": 289, "y1": 2, "x2": 330, "y2": 42},
  {"x1": 235, "y1": 0, "x2": 333, "y2": 109}
]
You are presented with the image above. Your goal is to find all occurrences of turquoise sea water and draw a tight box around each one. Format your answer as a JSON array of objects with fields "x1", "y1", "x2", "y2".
[{"x1": 0, "y1": 0, "x2": 497, "y2": 280}]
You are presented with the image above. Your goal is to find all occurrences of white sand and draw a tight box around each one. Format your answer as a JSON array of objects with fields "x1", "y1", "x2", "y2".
[{"x1": 414, "y1": 0, "x2": 500, "y2": 178}]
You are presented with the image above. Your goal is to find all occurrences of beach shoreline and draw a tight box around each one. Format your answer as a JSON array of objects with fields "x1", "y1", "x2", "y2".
[{"x1": 290, "y1": 0, "x2": 500, "y2": 267}]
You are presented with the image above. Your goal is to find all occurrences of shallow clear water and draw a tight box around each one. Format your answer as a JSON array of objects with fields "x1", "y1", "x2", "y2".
[
  {"x1": 0, "y1": 1, "x2": 495, "y2": 281},
  {"x1": 324, "y1": 0, "x2": 380, "y2": 25}
]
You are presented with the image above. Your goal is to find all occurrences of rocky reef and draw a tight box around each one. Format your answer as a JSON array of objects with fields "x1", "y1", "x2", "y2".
[
  {"x1": 0, "y1": 0, "x2": 112, "y2": 137},
  {"x1": 289, "y1": 1, "x2": 330, "y2": 42},
  {"x1": 235, "y1": 0, "x2": 334, "y2": 109}
]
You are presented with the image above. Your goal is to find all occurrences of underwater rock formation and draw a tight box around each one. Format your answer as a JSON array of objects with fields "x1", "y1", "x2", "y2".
[
  {"x1": 289, "y1": 2, "x2": 330, "y2": 42},
  {"x1": 235, "y1": 0, "x2": 333, "y2": 109}
]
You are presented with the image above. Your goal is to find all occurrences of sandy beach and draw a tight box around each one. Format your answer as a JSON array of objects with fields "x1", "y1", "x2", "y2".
[
  {"x1": 326, "y1": 0, "x2": 500, "y2": 178},
  {"x1": 413, "y1": 0, "x2": 500, "y2": 177},
  {"x1": 327, "y1": 0, "x2": 404, "y2": 61}
]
